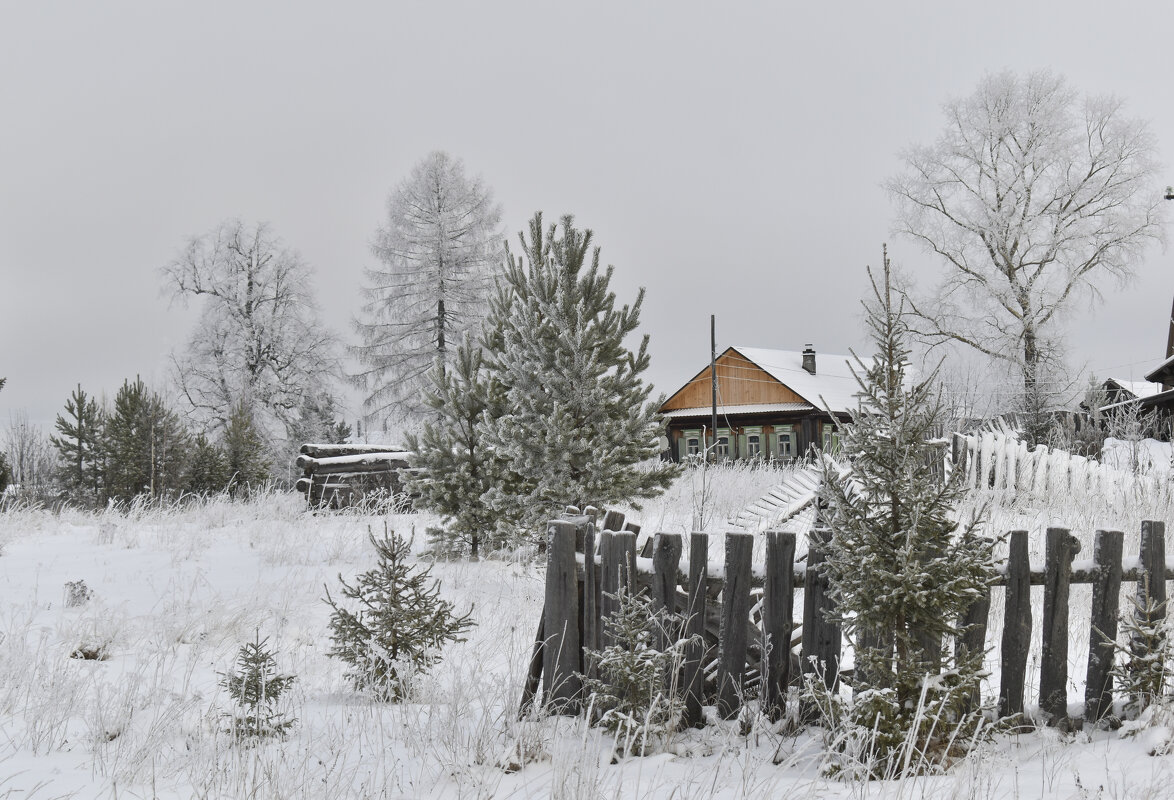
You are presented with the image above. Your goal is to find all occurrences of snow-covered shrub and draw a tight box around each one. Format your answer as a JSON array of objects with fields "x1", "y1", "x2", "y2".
[
  {"x1": 324, "y1": 525, "x2": 475, "y2": 701},
  {"x1": 64, "y1": 579, "x2": 93, "y2": 608},
  {"x1": 581, "y1": 586, "x2": 695, "y2": 758},
  {"x1": 218, "y1": 631, "x2": 296, "y2": 742}
]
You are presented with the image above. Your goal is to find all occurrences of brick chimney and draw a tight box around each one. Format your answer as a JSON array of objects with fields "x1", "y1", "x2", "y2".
[{"x1": 802, "y1": 344, "x2": 816, "y2": 374}]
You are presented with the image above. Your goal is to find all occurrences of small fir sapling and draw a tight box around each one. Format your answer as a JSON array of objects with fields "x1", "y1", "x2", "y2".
[
  {"x1": 1112, "y1": 578, "x2": 1172, "y2": 720},
  {"x1": 219, "y1": 631, "x2": 297, "y2": 741},
  {"x1": 324, "y1": 525, "x2": 474, "y2": 701},
  {"x1": 814, "y1": 247, "x2": 996, "y2": 777},
  {"x1": 580, "y1": 586, "x2": 697, "y2": 758}
]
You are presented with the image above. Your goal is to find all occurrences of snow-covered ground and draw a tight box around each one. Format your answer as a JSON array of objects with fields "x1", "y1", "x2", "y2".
[{"x1": 1, "y1": 463, "x2": 1173, "y2": 798}]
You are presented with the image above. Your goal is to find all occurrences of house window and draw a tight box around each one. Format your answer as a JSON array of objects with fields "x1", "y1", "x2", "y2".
[
  {"x1": 686, "y1": 437, "x2": 700, "y2": 457},
  {"x1": 777, "y1": 429, "x2": 794, "y2": 459},
  {"x1": 747, "y1": 434, "x2": 761, "y2": 458},
  {"x1": 822, "y1": 422, "x2": 841, "y2": 453},
  {"x1": 715, "y1": 436, "x2": 729, "y2": 458}
]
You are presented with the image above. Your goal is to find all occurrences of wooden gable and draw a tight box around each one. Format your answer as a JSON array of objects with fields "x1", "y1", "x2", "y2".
[{"x1": 659, "y1": 348, "x2": 808, "y2": 412}]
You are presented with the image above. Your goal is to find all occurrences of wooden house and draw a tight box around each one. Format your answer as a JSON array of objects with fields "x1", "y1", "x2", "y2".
[{"x1": 657, "y1": 345, "x2": 860, "y2": 462}]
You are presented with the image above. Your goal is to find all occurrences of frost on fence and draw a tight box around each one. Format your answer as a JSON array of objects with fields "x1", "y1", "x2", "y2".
[{"x1": 957, "y1": 430, "x2": 1169, "y2": 500}]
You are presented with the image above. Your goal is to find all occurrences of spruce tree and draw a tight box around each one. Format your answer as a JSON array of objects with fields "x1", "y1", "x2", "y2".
[
  {"x1": 50, "y1": 384, "x2": 105, "y2": 505},
  {"x1": 222, "y1": 401, "x2": 271, "y2": 496},
  {"x1": 185, "y1": 433, "x2": 229, "y2": 495},
  {"x1": 104, "y1": 378, "x2": 191, "y2": 502},
  {"x1": 817, "y1": 248, "x2": 995, "y2": 776},
  {"x1": 406, "y1": 338, "x2": 507, "y2": 557},
  {"x1": 324, "y1": 527, "x2": 474, "y2": 701},
  {"x1": 219, "y1": 631, "x2": 297, "y2": 741},
  {"x1": 478, "y1": 213, "x2": 678, "y2": 543}
]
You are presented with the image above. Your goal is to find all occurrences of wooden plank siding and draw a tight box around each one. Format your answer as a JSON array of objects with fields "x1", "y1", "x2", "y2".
[{"x1": 660, "y1": 348, "x2": 807, "y2": 411}]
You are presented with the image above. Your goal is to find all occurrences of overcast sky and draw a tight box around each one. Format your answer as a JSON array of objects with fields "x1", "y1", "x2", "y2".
[{"x1": 3, "y1": 1, "x2": 1174, "y2": 433}]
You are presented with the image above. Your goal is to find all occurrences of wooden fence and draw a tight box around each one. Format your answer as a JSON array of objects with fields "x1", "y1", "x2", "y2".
[
  {"x1": 521, "y1": 511, "x2": 1173, "y2": 728},
  {"x1": 951, "y1": 431, "x2": 1173, "y2": 500}
]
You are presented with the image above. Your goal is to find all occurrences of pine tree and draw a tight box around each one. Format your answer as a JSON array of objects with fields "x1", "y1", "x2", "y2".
[
  {"x1": 222, "y1": 401, "x2": 271, "y2": 496},
  {"x1": 50, "y1": 384, "x2": 105, "y2": 505},
  {"x1": 219, "y1": 631, "x2": 297, "y2": 742},
  {"x1": 104, "y1": 378, "x2": 191, "y2": 502},
  {"x1": 817, "y1": 247, "x2": 995, "y2": 776},
  {"x1": 406, "y1": 338, "x2": 508, "y2": 558},
  {"x1": 581, "y1": 587, "x2": 695, "y2": 758},
  {"x1": 185, "y1": 433, "x2": 229, "y2": 495},
  {"x1": 324, "y1": 526, "x2": 474, "y2": 701},
  {"x1": 478, "y1": 213, "x2": 678, "y2": 543}
]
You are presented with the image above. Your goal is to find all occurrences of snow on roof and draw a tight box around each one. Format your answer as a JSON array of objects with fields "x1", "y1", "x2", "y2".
[
  {"x1": 733, "y1": 347, "x2": 864, "y2": 415},
  {"x1": 1107, "y1": 378, "x2": 1165, "y2": 400},
  {"x1": 661, "y1": 402, "x2": 814, "y2": 419},
  {"x1": 1144, "y1": 353, "x2": 1174, "y2": 384}
]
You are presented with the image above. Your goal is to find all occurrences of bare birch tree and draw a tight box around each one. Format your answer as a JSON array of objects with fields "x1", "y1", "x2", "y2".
[
  {"x1": 888, "y1": 70, "x2": 1165, "y2": 443},
  {"x1": 163, "y1": 220, "x2": 339, "y2": 454},
  {"x1": 352, "y1": 151, "x2": 503, "y2": 436}
]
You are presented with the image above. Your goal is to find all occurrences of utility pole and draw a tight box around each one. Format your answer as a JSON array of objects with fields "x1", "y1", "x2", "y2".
[{"x1": 710, "y1": 314, "x2": 718, "y2": 463}]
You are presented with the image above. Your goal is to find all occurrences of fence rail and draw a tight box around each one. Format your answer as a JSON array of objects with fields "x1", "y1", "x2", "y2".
[{"x1": 521, "y1": 511, "x2": 1172, "y2": 728}]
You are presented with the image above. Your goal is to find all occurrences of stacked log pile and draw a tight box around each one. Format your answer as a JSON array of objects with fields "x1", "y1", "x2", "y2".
[{"x1": 295, "y1": 444, "x2": 411, "y2": 509}]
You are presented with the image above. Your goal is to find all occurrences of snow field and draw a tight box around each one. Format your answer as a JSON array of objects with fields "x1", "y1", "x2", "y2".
[{"x1": 1, "y1": 464, "x2": 1173, "y2": 797}]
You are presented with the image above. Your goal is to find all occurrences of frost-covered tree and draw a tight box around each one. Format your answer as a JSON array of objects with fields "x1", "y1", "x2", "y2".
[
  {"x1": 479, "y1": 213, "x2": 678, "y2": 543},
  {"x1": 353, "y1": 151, "x2": 503, "y2": 436},
  {"x1": 406, "y1": 337, "x2": 507, "y2": 558},
  {"x1": 818, "y1": 248, "x2": 995, "y2": 776},
  {"x1": 581, "y1": 587, "x2": 695, "y2": 758},
  {"x1": 889, "y1": 71, "x2": 1165, "y2": 444},
  {"x1": 324, "y1": 527, "x2": 474, "y2": 701},
  {"x1": 3, "y1": 410, "x2": 57, "y2": 499},
  {"x1": 219, "y1": 632, "x2": 297, "y2": 742},
  {"x1": 163, "y1": 219, "x2": 339, "y2": 456},
  {"x1": 50, "y1": 384, "x2": 105, "y2": 504},
  {"x1": 104, "y1": 377, "x2": 190, "y2": 502}
]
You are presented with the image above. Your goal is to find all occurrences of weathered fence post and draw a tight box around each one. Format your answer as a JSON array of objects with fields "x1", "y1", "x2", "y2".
[
  {"x1": 1085, "y1": 529, "x2": 1123, "y2": 723},
  {"x1": 957, "y1": 568, "x2": 992, "y2": 714},
  {"x1": 999, "y1": 530, "x2": 1031, "y2": 719},
  {"x1": 652, "y1": 533, "x2": 682, "y2": 652},
  {"x1": 718, "y1": 532, "x2": 754, "y2": 719},
  {"x1": 801, "y1": 524, "x2": 840, "y2": 692},
  {"x1": 581, "y1": 520, "x2": 599, "y2": 680},
  {"x1": 1139, "y1": 520, "x2": 1167, "y2": 617},
  {"x1": 763, "y1": 530, "x2": 796, "y2": 718},
  {"x1": 682, "y1": 532, "x2": 708, "y2": 728},
  {"x1": 1134, "y1": 520, "x2": 1168, "y2": 694},
  {"x1": 602, "y1": 509, "x2": 626, "y2": 533},
  {"x1": 543, "y1": 520, "x2": 581, "y2": 714},
  {"x1": 1040, "y1": 527, "x2": 1079, "y2": 726}
]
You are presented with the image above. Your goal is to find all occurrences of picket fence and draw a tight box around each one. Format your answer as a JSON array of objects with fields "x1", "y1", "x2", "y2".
[
  {"x1": 521, "y1": 510, "x2": 1173, "y2": 728},
  {"x1": 952, "y1": 431, "x2": 1173, "y2": 499}
]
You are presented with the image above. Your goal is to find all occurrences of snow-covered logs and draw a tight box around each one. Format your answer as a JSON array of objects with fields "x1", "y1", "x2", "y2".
[{"x1": 294, "y1": 444, "x2": 411, "y2": 509}]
